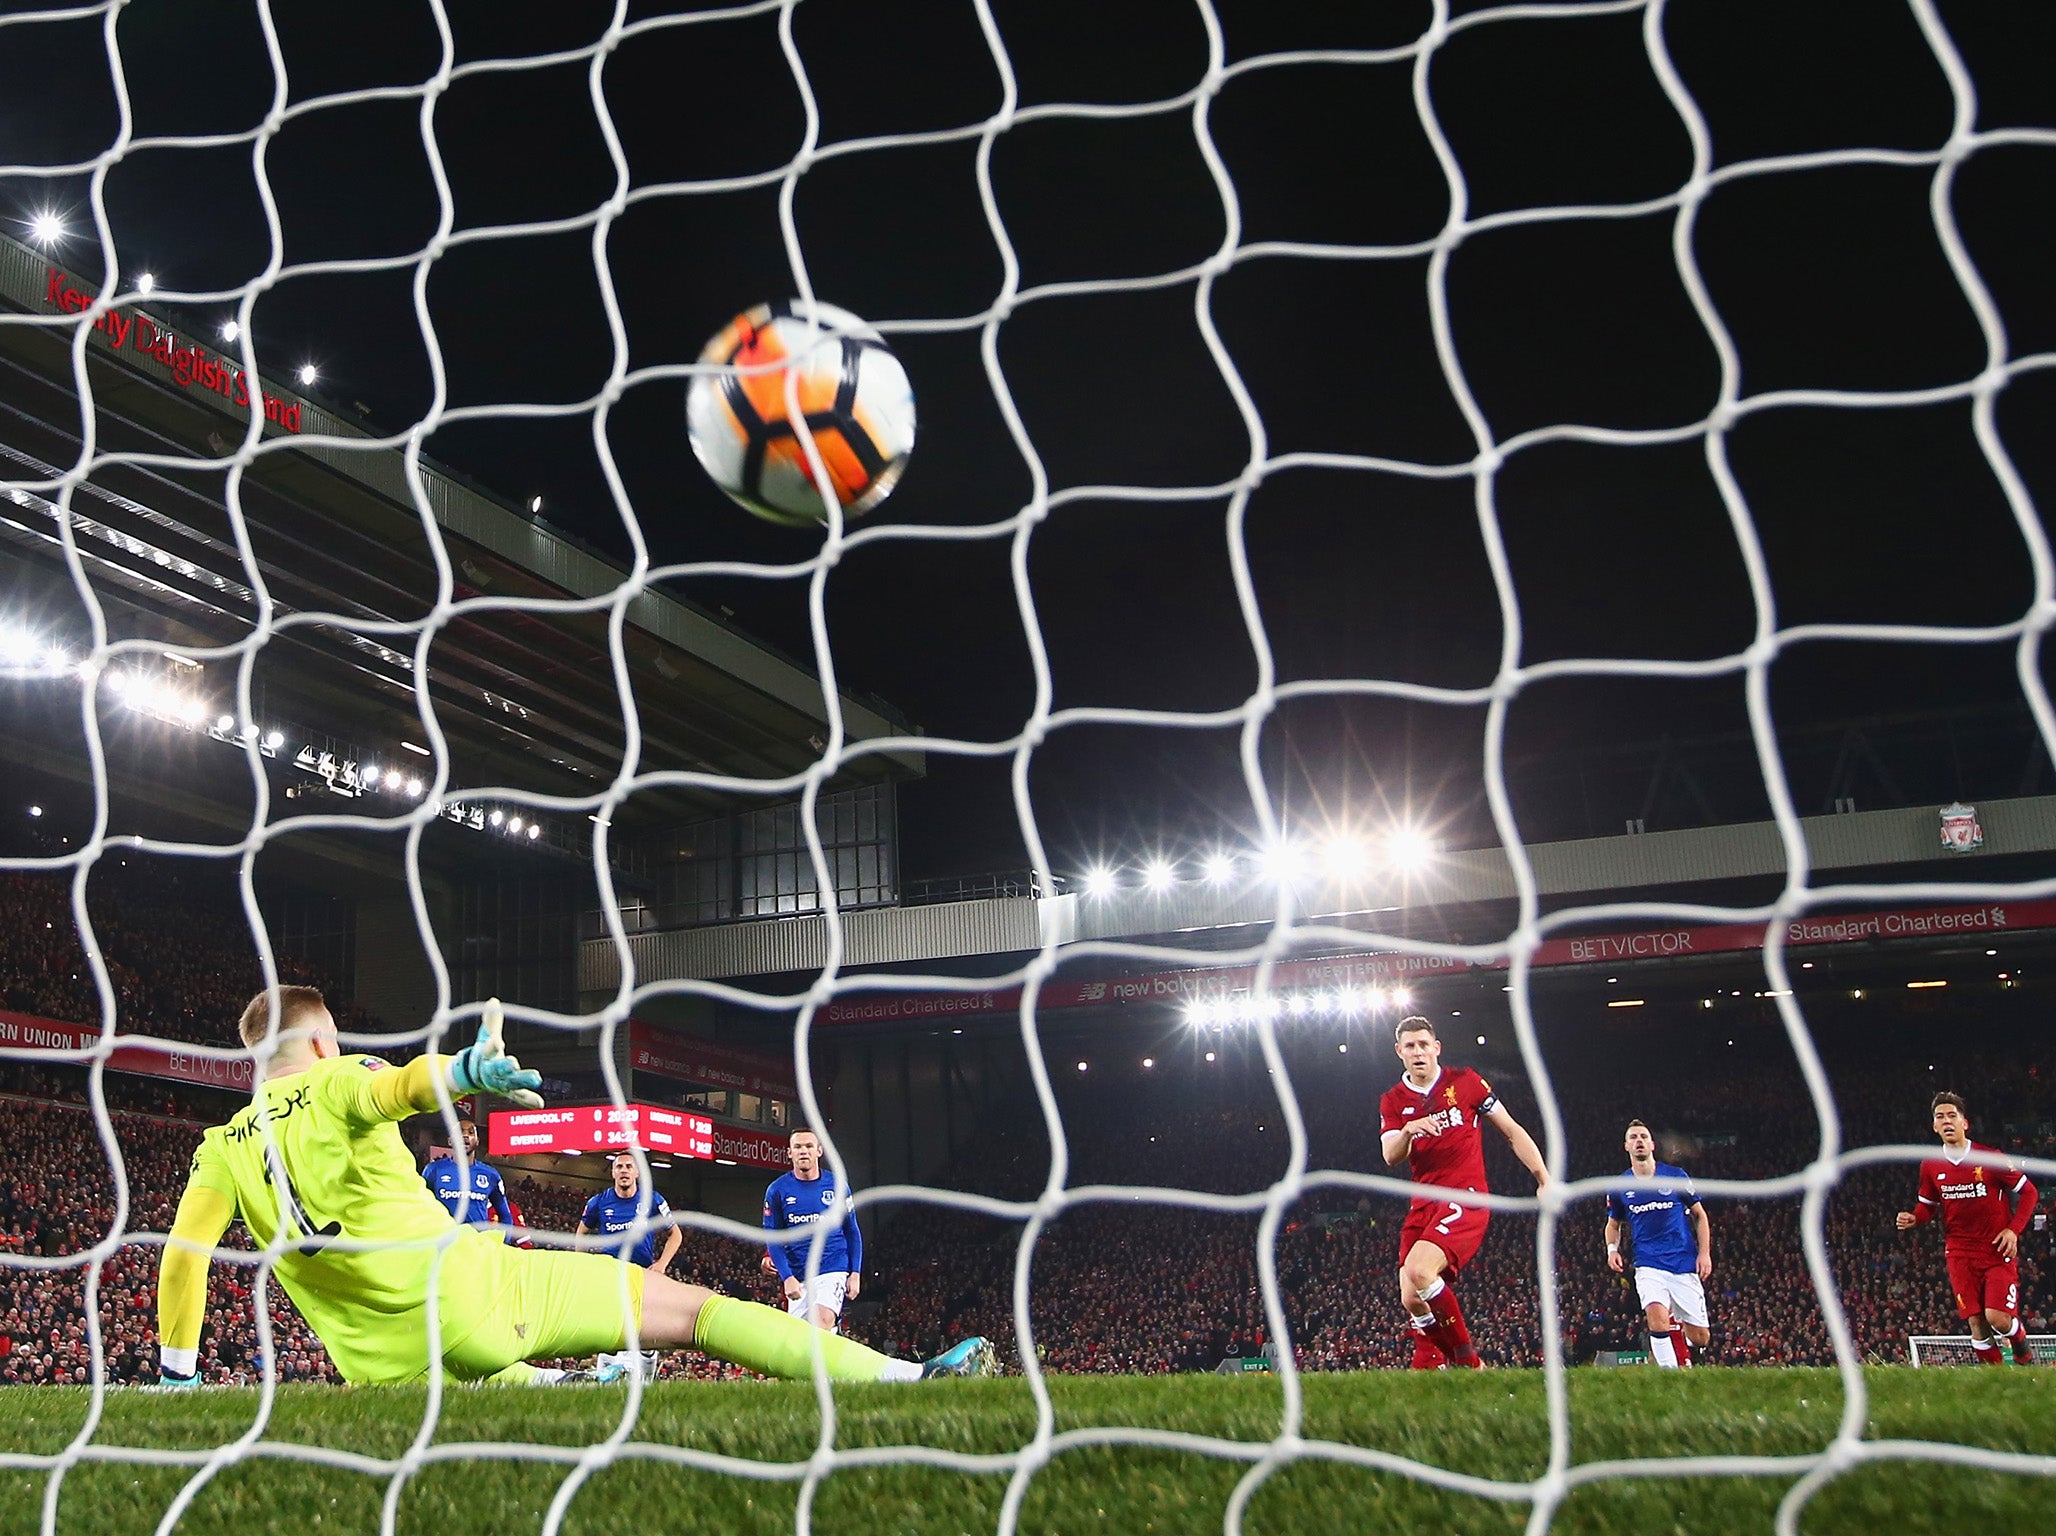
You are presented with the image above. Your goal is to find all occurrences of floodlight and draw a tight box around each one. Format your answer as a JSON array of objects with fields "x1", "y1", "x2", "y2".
[
  {"x1": 489, "y1": 810, "x2": 505, "y2": 826},
  {"x1": 507, "y1": 816, "x2": 524, "y2": 833},
  {"x1": 1201, "y1": 851, "x2": 1235, "y2": 885},
  {"x1": 263, "y1": 730, "x2": 284, "y2": 750},
  {"x1": 136, "y1": 272, "x2": 155, "y2": 295},
  {"x1": 1080, "y1": 864, "x2": 1116, "y2": 899},
  {"x1": 221, "y1": 320, "x2": 240, "y2": 342},
  {"x1": 404, "y1": 777, "x2": 424, "y2": 797},
  {"x1": 1391, "y1": 987, "x2": 1412, "y2": 1009},
  {"x1": 297, "y1": 364, "x2": 318, "y2": 386},
  {"x1": 1386, "y1": 826, "x2": 1435, "y2": 874},
  {"x1": 383, "y1": 768, "x2": 403, "y2": 789},
  {"x1": 215, "y1": 714, "x2": 234, "y2": 732},
  {"x1": 1258, "y1": 839, "x2": 1305, "y2": 884},
  {"x1": 27, "y1": 211, "x2": 65, "y2": 246},
  {"x1": 1141, "y1": 858, "x2": 1175, "y2": 894},
  {"x1": 1319, "y1": 833, "x2": 1371, "y2": 881},
  {"x1": 526, "y1": 824, "x2": 540, "y2": 840}
]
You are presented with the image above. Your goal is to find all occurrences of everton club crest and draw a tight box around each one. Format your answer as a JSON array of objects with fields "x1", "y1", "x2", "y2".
[{"x1": 1939, "y1": 802, "x2": 1984, "y2": 853}]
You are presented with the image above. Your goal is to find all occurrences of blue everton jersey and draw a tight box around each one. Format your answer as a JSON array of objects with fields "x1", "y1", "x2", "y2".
[
  {"x1": 422, "y1": 1155, "x2": 512, "y2": 1227},
  {"x1": 581, "y1": 1185, "x2": 671, "y2": 1267},
  {"x1": 763, "y1": 1169, "x2": 863, "y2": 1279},
  {"x1": 1607, "y1": 1162, "x2": 1700, "y2": 1274}
]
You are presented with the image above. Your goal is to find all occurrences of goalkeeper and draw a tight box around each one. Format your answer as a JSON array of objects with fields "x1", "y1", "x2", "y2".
[{"x1": 156, "y1": 986, "x2": 992, "y2": 1386}]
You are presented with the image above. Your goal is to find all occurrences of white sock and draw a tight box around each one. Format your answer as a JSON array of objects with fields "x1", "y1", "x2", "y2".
[
  {"x1": 2005, "y1": 1319, "x2": 2024, "y2": 1340},
  {"x1": 1416, "y1": 1276, "x2": 1446, "y2": 1304},
  {"x1": 1971, "y1": 1336, "x2": 1999, "y2": 1355},
  {"x1": 1649, "y1": 1332, "x2": 1678, "y2": 1367},
  {"x1": 881, "y1": 1359, "x2": 922, "y2": 1383}
]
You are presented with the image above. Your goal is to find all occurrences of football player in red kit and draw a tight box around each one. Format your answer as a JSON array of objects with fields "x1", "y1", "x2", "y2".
[
  {"x1": 1380, "y1": 1016, "x2": 1550, "y2": 1368},
  {"x1": 1895, "y1": 1091, "x2": 2039, "y2": 1365}
]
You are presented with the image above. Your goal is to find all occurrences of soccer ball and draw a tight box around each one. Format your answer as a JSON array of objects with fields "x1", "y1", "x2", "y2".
[{"x1": 685, "y1": 300, "x2": 915, "y2": 527}]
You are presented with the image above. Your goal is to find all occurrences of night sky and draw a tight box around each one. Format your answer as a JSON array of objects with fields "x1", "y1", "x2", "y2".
[{"x1": 2, "y1": 0, "x2": 2052, "y2": 881}]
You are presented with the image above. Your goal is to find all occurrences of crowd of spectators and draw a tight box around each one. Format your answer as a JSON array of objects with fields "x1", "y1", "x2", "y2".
[
  {"x1": 841, "y1": 1023, "x2": 2054, "y2": 1373},
  {"x1": 0, "y1": 854, "x2": 2049, "y2": 1382},
  {"x1": 0, "y1": 1092, "x2": 339, "y2": 1385},
  {"x1": 0, "y1": 859, "x2": 381, "y2": 1048}
]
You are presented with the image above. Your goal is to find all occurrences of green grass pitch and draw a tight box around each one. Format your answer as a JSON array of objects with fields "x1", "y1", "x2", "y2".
[{"x1": 0, "y1": 1368, "x2": 2048, "y2": 1535}]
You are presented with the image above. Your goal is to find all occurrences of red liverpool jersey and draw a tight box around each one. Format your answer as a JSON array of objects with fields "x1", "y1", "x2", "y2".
[
  {"x1": 1379, "y1": 1066, "x2": 1499, "y2": 1192},
  {"x1": 1915, "y1": 1145, "x2": 2036, "y2": 1256}
]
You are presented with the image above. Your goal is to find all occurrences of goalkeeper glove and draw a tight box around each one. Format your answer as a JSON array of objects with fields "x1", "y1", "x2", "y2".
[{"x1": 448, "y1": 998, "x2": 544, "y2": 1109}]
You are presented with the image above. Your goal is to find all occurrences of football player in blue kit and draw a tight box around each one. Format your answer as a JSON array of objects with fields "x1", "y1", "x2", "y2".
[
  {"x1": 1604, "y1": 1119, "x2": 1714, "y2": 1367},
  {"x1": 422, "y1": 1118, "x2": 517, "y2": 1233},
  {"x1": 763, "y1": 1129, "x2": 864, "y2": 1331}
]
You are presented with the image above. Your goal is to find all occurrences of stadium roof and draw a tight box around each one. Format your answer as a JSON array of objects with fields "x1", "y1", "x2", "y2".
[{"x1": 0, "y1": 231, "x2": 920, "y2": 867}]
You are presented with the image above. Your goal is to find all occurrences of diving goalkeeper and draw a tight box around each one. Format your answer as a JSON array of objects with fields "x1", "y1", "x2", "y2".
[{"x1": 155, "y1": 986, "x2": 993, "y2": 1386}]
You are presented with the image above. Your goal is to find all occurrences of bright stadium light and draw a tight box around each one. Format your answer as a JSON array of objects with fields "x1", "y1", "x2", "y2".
[
  {"x1": 136, "y1": 272, "x2": 155, "y2": 295},
  {"x1": 404, "y1": 777, "x2": 424, "y2": 797},
  {"x1": 27, "y1": 805, "x2": 42, "y2": 818},
  {"x1": 27, "y1": 211, "x2": 65, "y2": 246},
  {"x1": 177, "y1": 696, "x2": 205, "y2": 725},
  {"x1": 1141, "y1": 1057, "x2": 1154, "y2": 1069},
  {"x1": 1075, "y1": 1061, "x2": 1087, "y2": 1073},
  {"x1": 1258, "y1": 839, "x2": 1305, "y2": 885},
  {"x1": 1201, "y1": 850, "x2": 1236, "y2": 885},
  {"x1": 1141, "y1": 858, "x2": 1175, "y2": 894},
  {"x1": 1203, "y1": 1051, "x2": 1216, "y2": 1063},
  {"x1": 383, "y1": 768, "x2": 403, "y2": 789},
  {"x1": 263, "y1": 729, "x2": 284, "y2": 749},
  {"x1": 215, "y1": 713, "x2": 234, "y2": 732},
  {"x1": 489, "y1": 810, "x2": 505, "y2": 826},
  {"x1": 1319, "y1": 833, "x2": 1371, "y2": 882},
  {"x1": 507, "y1": 816, "x2": 524, "y2": 833},
  {"x1": 1390, "y1": 987, "x2": 1412, "y2": 1009},
  {"x1": 1386, "y1": 825, "x2": 1436, "y2": 874},
  {"x1": 526, "y1": 824, "x2": 540, "y2": 840},
  {"x1": 1081, "y1": 864, "x2": 1116, "y2": 899},
  {"x1": 297, "y1": 364, "x2": 319, "y2": 386},
  {"x1": 359, "y1": 763, "x2": 379, "y2": 785},
  {"x1": 221, "y1": 320, "x2": 240, "y2": 342}
]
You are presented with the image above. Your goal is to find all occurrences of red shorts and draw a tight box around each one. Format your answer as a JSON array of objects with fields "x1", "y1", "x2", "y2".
[
  {"x1": 1400, "y1": 1191, "x2": 1490, "y2": 1276},
  {"x1": 1946, "y1": 1251, "x2": 2020, "y2": 1320}
]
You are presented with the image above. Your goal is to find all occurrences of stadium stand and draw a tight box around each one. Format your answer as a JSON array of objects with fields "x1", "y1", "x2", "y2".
[
  {"x1": 0, "y1": 860, "x2": 2047, "y2": 1380},
  {"x1": 0, "y1": 860, "x2": 381, "y2": 1046}
]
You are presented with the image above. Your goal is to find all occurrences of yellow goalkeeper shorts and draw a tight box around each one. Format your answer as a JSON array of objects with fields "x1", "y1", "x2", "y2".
[{"x1": 434, "y1": 1240, "x2": 648, "y2": 1382}]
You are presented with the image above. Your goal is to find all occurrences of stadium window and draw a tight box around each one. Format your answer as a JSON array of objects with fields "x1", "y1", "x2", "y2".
[
  {"x1": 768, "y1": 1099, "x2": 791, "y2": 1128},
  {"x1": 736, "y1": 1092, "x2": 763, "y2": 1123}
]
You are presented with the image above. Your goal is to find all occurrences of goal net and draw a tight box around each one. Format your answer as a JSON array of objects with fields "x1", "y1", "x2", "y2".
[
  {"x1": 1, "y1": 0, "x2": 2053, "y2": 1531},
  {"x1": 1908, "y1": 1335, "x2": 2056, "y2": 1367}
]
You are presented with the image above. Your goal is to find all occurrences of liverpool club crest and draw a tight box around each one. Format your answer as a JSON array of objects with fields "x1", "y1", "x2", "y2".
[{"x1": 1939, "y1": 802, "x2": 1984, "y2": 853}]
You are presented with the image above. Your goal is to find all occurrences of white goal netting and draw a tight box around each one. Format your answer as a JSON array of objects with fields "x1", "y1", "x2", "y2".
[{"x1": 1, "y1": 1, "x2": 2054, "y2": 1534}]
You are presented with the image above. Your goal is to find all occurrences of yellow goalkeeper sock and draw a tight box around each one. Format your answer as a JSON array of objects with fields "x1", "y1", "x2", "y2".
[{"x1": 692, "y1": 1294, "x2": 920, "y2": 1382}]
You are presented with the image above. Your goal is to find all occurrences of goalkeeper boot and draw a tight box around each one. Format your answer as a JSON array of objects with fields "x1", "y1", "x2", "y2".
[{"x1": 920, "y1": 1337, "x2": 995, "y2": 1379}]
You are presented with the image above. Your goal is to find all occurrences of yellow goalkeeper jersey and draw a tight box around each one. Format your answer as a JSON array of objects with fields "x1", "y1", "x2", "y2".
[{"x1": 169, "y1": 1052, "x2": 497, "y2": 1381}]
